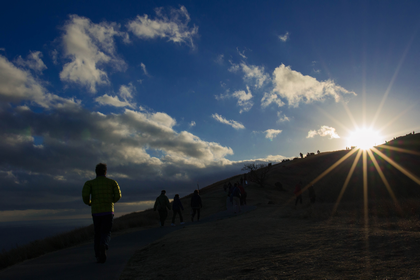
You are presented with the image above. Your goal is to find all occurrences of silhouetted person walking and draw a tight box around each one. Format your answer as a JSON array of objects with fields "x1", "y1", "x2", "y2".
[
  {"x1": 294, "y1": 181, "x2": 303, "y2": 206},
  {"x1": 154, "y1": 190, "x2": 171, "y2": 227},
  {"x1": 191, "y1": 190, "x2": 202, "y2": 222},
  {"x1": 82, "y1": 163, "x2": 122, "y2": 263},
  {"x1": 171, "y1": 194, "x2": 185, "y2": 226}
]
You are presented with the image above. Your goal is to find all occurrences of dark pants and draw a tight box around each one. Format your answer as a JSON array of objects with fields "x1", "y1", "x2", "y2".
[
  {"x1": 295, "y1": 195, "x2": 302, "y2": 206},
  {"x1": 93, "y1": 214, "x2": 113, "y2": 258},
  {"x1": 191, "y1": 208, "x2": 201, "y2": 221},
  {"x1": 172, "y1": 209, "x2": 183, "y2": 223},
  {"x1": 158, "y1": 209, "x2": 168, "y2": 226}
]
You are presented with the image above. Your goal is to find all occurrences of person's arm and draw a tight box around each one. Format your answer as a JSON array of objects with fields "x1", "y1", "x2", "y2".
[
  {"x1": 113, "y1": 181, "x2": 122, "y2": 203},
  {"x1": 82, "y1": 182, "x2": 91, "y2": 206}
]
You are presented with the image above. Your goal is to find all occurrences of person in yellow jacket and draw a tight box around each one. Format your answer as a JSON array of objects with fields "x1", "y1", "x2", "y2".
[
  {"x1": 82, "y1": 163, "x2": 121, "y2": 263},
  {"x1": 154, "y1": 190, "x2": 171, "y2": 227}
]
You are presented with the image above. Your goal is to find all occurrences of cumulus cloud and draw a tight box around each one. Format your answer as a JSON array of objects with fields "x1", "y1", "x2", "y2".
[
  {"x1": 127, "y1": 6, "x2": 198, "y2": 48},
  {"x1": 0, "y1": 55, "x2": 80, "y2": 109},
  {"x1": 229, "y1": 62, "x2": 269, "y2": 88},
  {"x1": 261, "y1": 91, "x2": 285, "y2": 108},
  {"x1": 279, "y1": 32, "x2": 289, "y2": 42},
  {"x1": 216, "y1": 86, "x2": 254, "y2": 113},
  {"x1": 269, "y1": 64, "x2": 356, "y2": 108},
  {"x1": 15, "y1": 51, "x2": 47, "y2": 73},
  {"x1": 212, "y1": 113, "x2": 245, "y2": 129},
  {"x1": 307, "y1": 125, "x2": 340, "y2": 139},
  {"x1": 95, "y1": 94, "x2": 134, "y2": 108},
  {"x1": 232, "y1": 86, "x2": 253, "y2": 113},
  {"x1": 118, "y1": 83, "x2": 136, "y2": 99},
  {"x1": 59, "y1": 15, "x2": 127, "y2": 93},
  {"x1": 277, "y1": 111, "x2": 290, "y2": 122},
  {"x1": 264, "y1": 129, "x2": 282, "y2": 140}
]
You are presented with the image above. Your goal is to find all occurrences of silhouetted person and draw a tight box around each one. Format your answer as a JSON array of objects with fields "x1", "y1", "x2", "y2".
[
  {"x1": 82, "y1": 163, "x2": 122, "y2": 263},
  {"x1": 171, "y1": 194, "x2": 184, "y2": 226},
  {"x1": 309, "y1": 185, "x2": 316, "y2": 203},
  {"x1": 154, "y1": 190, "x2": 171, "y2": 226},
  {"x1": 230, "y1": 183, "x2": 241, "y2": 213},
  {"x1": 300, "y1": 153, "x2": 303, "y2": 159},
  {"x1": 294, "y1": 181, "x2": 303, "y2": 206},
  {"x1": 191, "y1": 190, "x2": 202, "y2": 221},
  {"x1": 238, "y1": 182, "x2": 246, "y2": 205}
]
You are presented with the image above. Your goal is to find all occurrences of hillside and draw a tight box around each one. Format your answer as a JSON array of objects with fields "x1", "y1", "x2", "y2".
[{"x1": 119, "y1": 133, "x2": 420, "y2": 279}]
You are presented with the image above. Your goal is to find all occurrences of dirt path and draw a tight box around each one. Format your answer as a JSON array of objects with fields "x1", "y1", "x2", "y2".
[{"x1": 120, "y1": 204, "x2": 420, "y2": 279}]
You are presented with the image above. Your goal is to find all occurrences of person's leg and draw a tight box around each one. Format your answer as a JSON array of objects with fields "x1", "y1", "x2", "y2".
[
  {"x1": 197, "y1": 209, "x2": 201, "y2": 221},
  {"x1": 159, "y1": 209, "x2": 167, "y2": 226},
  {"x1": 93, "y1": 216, "x2": 101, "y2": 260},
  {"x1": 191, "y1": 208, "x2": 196, "y2": 221},
  {"x1": 179, "y1": 210, "x2": 184, "y2": 223},
  {"x1": 299, "y1": 195, "x2": 303, "y2": 204},
  {"x1": 172, "y1": 210, "x2": 177, "y2": 224}
]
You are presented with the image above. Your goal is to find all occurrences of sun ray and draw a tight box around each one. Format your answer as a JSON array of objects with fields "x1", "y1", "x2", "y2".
[
  {"x1": 377, "y1": 103, "x2": 416, "y2": 135},
  {"x1": 316, "y1": 106, "x2": 354, "y2": 134},
  {"x1": 282, "y1": 148, "x2": 360, "y2": 207},
  {"x1": 332, "y1": 149, "x2": 363, "y2": 216},
  {"x1": 371, "y1": 147, "x2": 420, "y2": 185},
  {"x1": 370, "y1": 29, "x2": 415, "y2": 129},
  {"x1": 363, "y1": 150, "x2": 368, "y2": 228},
  {"x1": 366, "y1": 149, "x2": 402, "y2": 213},
  {"x1": 379, "y1": 145, "x2": 420, "y2": 157}
]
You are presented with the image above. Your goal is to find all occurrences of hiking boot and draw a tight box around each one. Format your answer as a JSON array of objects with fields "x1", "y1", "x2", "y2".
[{"x1": 98, "y1": 244, "x2": 107, "y2": 263}]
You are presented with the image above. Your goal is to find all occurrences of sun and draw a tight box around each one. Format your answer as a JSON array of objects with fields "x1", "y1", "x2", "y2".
[{"x1": 347, "y1": 128, "x2": 383, "y2": 150}]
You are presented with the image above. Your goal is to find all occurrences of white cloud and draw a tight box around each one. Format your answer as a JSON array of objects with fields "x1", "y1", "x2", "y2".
[
  {"x1": 232, "y1": 86, "x2": 253, "y2": 113},
  {"x1": 240, "y1": 63, "x2": 269, "y2": 88},
  {"x1": 0, "y1": 48, "x2": 5, "y2": 51},
  {"x1": 228, "y1": 60, "x2": 240, "y2": 72},
  {"x1": 127, "y1": 6, "x2": 198, "y2": 48},
  {"x1": 95, "y1": 94, "x2": 135, "y2": 108},
  {"x1": 261, "y1": 91, "x2": 285, "y2": 108},
  {"x1": 118, "y1": 83, "x2": 136, "y2": 99},
  {"x1": 59, "y1": 15, "x2": 127, "y2": 93},
  {"x1": 15, "y1": 51, "x2": 47, "y2": 73},
  {"x1": 307, "y1": 125, "x2": 340, "y2": 139},
  {"x1": 279, "y1": 32, "x2": 289, "y2": 42},
  {"x1": 212, "y1": 113, "x2": 245, "y2": 129},
  {"x1": 237, "y1": 47, "x2": 247, "y2": 59},
  {"x1": 189, "y1": 121, "x2": 196, "y2": 127},
  {"x1": 140, "y1": 62, "x2": 150, "y2": 77},
  {"x1": 277, "y1": 111, "x2": 290, "y2": 122},
  {"x1": 270, "y1": 64, "x2": 356, "y2": 108},
  {"x1": 264, "y1": 129, "x2": 282, "y2": 140},
  {"x1": 0, "y1": 55, "x2": 80, "y2": 109}
]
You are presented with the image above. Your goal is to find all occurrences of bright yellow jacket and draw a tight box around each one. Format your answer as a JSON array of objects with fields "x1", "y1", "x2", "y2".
[{"x1": 82, "y1": 176, "x2": 122, "y2": 214}]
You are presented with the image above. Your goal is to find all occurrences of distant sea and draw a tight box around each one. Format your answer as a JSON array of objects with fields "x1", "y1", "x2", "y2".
[{"x1": 0, "y1": 218, "x2": 93, "y2": 252}]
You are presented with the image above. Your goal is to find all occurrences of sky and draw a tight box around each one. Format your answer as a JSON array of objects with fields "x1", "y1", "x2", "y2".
[{"x1": 1, "y1": 0, "x2": 420, "y2": 223}]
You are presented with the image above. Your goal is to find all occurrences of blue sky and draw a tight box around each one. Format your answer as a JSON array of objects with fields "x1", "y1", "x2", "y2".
[{"x1": 1, "y1": 0, "x2": 420, "y2": 222}]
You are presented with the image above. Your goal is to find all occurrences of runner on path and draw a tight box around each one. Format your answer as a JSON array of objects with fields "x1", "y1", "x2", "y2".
[{"x1": 82, "y1": 163, "x2": 122, "y2": 263}]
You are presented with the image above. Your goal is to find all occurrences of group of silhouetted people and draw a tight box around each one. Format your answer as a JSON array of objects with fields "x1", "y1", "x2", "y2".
[
  {"x1": 294, "y1": 181, "x2": 316, "y2": 206},
  {"x1": 224, "y1": 178, "x2": 247, "y2": 214},
  {"x1": 82, "y1": 163, "x2": 203, "y2": 264},
  {"x1": 153, "y1": 189, "x2": 202, "y2": 227}
]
